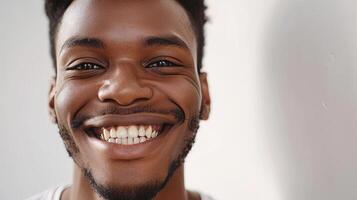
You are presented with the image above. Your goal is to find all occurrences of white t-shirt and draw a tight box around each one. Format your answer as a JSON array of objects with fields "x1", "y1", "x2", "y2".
[{"x1": 25, "y1": 185, "x2": 215, "y2": 200}]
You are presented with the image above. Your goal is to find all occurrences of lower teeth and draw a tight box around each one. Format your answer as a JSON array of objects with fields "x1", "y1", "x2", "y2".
[{"x1": 100, "y1": 133, "x2": 158, "y2": 145}]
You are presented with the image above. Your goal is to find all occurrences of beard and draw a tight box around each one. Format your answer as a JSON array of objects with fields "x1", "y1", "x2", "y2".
[{"x1": 57, "y1": 112, "x2": 200, "y2": 200}]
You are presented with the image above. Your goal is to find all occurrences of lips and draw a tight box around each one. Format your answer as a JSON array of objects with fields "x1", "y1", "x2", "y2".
[
  {"x1": 80, "y1": 113, "x2": 178, "y2": 161},
  {"x1": 88, "y1": 124, "x2": 172, "y2": 145},
  {"x1": 83, "y1": 113, "x2": 176, "y2": 145}
]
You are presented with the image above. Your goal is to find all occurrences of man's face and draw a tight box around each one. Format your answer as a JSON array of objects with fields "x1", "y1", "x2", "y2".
[{"x1": 49, "y1": 0, "x2": 210, "y2": 199}]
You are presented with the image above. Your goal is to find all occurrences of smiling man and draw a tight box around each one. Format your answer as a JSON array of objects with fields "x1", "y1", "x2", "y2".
[{"x1": 28, "y1": 0, "x2": 211, "y2": 200}]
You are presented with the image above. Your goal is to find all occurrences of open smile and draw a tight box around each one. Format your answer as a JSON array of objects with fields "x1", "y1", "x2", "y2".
[
  {"x1": 80, "y1": 113, "x2": 177, "y2": 160},
  {"x1": 87, "y1": 124, "x2": 173, "y2": 145}
]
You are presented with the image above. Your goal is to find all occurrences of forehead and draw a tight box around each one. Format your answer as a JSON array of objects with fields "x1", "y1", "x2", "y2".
[{"x1": 56, "y1": 0, "x2": 196, "y2": 56}]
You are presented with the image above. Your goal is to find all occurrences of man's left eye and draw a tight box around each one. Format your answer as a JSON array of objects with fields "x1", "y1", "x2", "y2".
[{"x1": 146, "y1": 60, "x2": 180, "y2": 68}]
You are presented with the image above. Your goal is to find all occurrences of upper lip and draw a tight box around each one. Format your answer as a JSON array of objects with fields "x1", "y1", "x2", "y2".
[{"x1": 81, "y1": 113, "x2": 177, "y2": 130}]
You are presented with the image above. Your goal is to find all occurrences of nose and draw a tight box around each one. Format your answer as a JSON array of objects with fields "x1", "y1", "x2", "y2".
[{"x1": 98, "y1": 65, "x2": 153, "y2": 106}]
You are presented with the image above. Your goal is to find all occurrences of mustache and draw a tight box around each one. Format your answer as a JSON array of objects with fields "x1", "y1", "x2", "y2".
[{"x1": 71, "y1": 105, "x2": 185, "y2": 129}]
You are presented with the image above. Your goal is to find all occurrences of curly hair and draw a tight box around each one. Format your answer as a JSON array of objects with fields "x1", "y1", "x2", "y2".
[{"x1": 44, "y1": 0, "x2": 208, "y2": 73}]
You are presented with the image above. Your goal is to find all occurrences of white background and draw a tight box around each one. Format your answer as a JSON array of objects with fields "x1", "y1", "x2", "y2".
[{"x1": 2, "y1": 0, "x2": 357, "y2": 200}]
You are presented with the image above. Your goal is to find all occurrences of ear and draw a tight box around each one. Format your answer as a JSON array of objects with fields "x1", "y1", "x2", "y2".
[
  {"x1": 48, "y1": 76, "x2": 57, "y2": 124},
  {"x1": 199, "y1": 72, "x2": 211, "y2": 120}
]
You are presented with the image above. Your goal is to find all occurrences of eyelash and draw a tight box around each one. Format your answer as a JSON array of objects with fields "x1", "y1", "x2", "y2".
[
  {"x1": 66, "y1": 59, "x2": 180, "y2": 71},
  {"x1": 67, "y1": 63, "x2": 103, "y2": 70},
  {"x1": 146, "y1": 60, "x2": 181, "y2": 68}
]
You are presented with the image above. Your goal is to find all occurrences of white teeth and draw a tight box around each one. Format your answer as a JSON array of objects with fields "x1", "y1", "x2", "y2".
[
  {"x1": 128, "y1": 126, "x2": 138, "y2": 138},
  {"x1": 110, "y1": 128, "x2": 117, "y2": 138},
  {"x1": 117, "y1": 127, "x2": 127, "y2": 138},
  {"x1": 103, "y1": 128, "x2": 110, "y2": 140},
  {"x1": 138, "y1": 126, "x2": 146, "y2": 137},
  {"x1": 133, "y1": 137, "x2": 140, "y2": 144},
  {"x1": 127, "y1": 137, "x2": 133, "y2": 145},
  {"x1": 139, "y1": 137, "x2": 146, "y2": 143},
  {"x1": 100, "y1": 125, "x2": 161, "y2": 145},
  {"x1": 145, "y1": 126, "x2": 153, "y2": 138},
  {"x1": 152, "y1": 131, "x2": 158, "y2": 138}
]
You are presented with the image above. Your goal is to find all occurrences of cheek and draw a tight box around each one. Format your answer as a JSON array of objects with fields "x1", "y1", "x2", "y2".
[
  {"x1": 154, "y1": 76, "x2": 201, "y2": 157},
  {"x1": 55, "y1": 81, "x2": 98, "y2": 127},
  {"x1": 156, "y1": 75, "x2": 202, "y2": 118}
]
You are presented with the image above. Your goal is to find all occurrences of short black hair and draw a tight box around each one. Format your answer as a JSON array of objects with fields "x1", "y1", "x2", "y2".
[{"x1": 44, "y1": 0, "x2": 207, "y2": 74}]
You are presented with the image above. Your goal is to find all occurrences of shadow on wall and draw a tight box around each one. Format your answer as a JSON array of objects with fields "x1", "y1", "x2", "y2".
[{"x1": 262, "y1": 0, "x2": 357, "y2": 200}]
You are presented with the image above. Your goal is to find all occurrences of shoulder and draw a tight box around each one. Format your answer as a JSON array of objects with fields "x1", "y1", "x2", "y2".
[
  {"x1": 25, "y1": 185, "x2": 68, "y2": 200},
  {"x1": 200, "y1": 192, "x2": 216, "y2": 200},
  {"x1": 189, "y1": 190, "x2": 216, "y2": 200}
]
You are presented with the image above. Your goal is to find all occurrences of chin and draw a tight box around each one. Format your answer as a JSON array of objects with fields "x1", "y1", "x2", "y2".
[
  {"x1": 57, "y1": 119, "x2": 198, "y2": 200},
  {"x1": 89, "y1": 163, "x2": 168, "y2": 187},
  {"x1": 83, "y1": 167, "x2": 169, "y2": 200}
]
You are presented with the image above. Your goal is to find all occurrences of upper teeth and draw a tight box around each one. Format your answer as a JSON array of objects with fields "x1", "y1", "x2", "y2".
[{"x1": 100, "y1": 125, "x2": 160, "y2": 145}]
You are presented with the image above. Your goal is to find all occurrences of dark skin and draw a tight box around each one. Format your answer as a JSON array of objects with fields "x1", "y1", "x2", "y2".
[{"x1": 48, "y1": 0, "x2": 210, "y2": 200}]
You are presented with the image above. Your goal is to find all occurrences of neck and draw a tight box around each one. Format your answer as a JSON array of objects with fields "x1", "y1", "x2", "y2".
[{"x1": 62, "y1": 164, "x2": 189, "y2": 200}]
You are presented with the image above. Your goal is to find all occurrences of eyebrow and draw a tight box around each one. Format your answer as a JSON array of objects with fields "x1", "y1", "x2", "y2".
[
  {"x1": 144, "y1": 35, "x2": 189, "y2": 50},
  {"x1": 59, "y1": 35, "x2": 189, "y2": 55},
  {"x1": 60, "y1": 37, "x2": 105, "y2": 54}
]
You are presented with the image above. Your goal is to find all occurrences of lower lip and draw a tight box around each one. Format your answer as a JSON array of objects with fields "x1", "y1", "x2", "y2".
[{"x1": 85, "y1": 129, "x2": 170, "y2": 161}]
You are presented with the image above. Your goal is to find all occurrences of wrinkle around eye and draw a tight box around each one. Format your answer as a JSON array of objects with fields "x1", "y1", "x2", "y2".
[
  {"x1": 149, "y1": 69, "x2": 201, "y2": 95},
  {"x1": 181, "y1": 74, "x2": 201, "y2": 95},
  {"x1": 62, "y1": 68, "x2": 105, "y2": 80}
]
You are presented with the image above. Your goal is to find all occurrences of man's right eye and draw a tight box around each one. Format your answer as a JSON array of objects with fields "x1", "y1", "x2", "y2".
[{"x1": 66, "y1": 63, "x2": 103, "y2": 70}]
